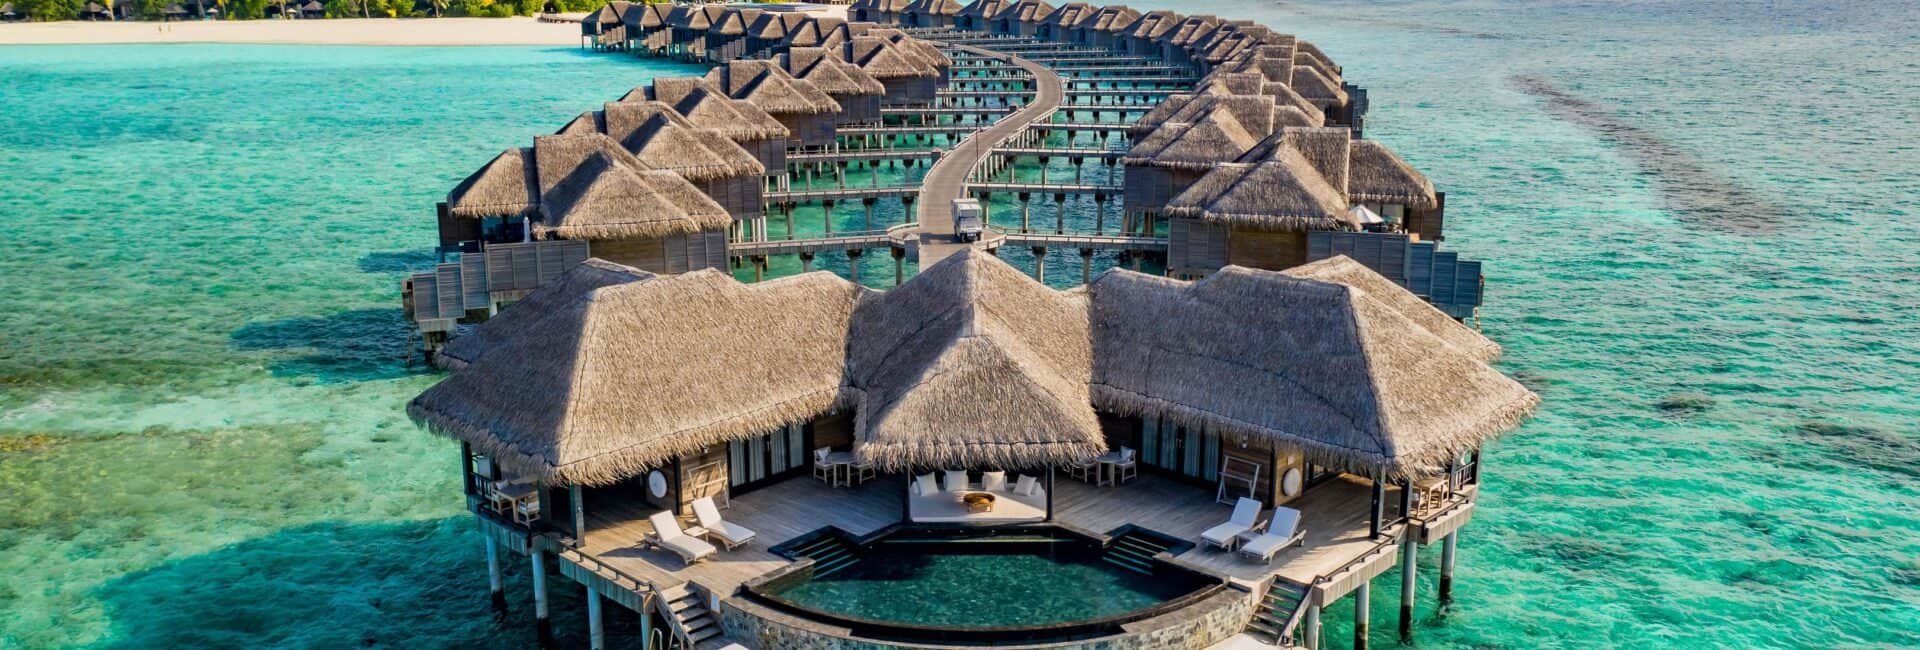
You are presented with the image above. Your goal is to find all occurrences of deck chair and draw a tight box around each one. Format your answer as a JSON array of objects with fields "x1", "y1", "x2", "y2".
[
  {"x1": 1201, "y1": 497, "x2": 1264, "y2": 550},
  {"x1": 1238, "y1": 506, "x2": 1306, "y2": 563},
  {"x1": 691, "y1": 496, "x2": 757, "y2": 550},
  {"x1": 647, "y1": 511, "x2": 717, "y2": 565}
]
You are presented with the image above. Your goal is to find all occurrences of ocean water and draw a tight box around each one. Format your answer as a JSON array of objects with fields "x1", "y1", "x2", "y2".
[{"x1": 2, "y1": 0, "x2": 1918, "y2": 647}]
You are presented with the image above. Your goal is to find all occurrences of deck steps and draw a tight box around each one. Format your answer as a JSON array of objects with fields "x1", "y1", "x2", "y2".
[
  {"x1": 1244, "y1": 581, "x2": 1311, "y2": 647},
  {"x1": 1101, "y1": 530, "x2": 1176, "y2": 575},
  {"x1": 787, "y1": 534, "x2": 863, "y2": 578},
  {"x1": 656, "y1": 584, "x2": 723, "y2": 648}
]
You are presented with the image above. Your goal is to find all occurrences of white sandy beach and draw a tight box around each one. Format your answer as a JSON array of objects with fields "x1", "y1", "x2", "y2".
[{"x1": 0, "y1": 5, "x2": 848, "y2": 46}]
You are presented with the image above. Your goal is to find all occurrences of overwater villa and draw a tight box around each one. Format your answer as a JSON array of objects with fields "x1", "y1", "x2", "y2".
[{"x1": 406, "y1": 4, "x2": 1531, "y2": 649}]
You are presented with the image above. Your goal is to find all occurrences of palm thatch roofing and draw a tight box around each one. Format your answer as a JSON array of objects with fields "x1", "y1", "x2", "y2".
[
  {"x1": 1290, "y1": 64, "x2": 1348, "y2": 107},
  {"x1": 1296, "y1": 40, "x2": 1339, "y2": 78},
  {"x1": 746, "y1": 10, "x2": 806, "y2": 40},
  {"x1": 666, "y1": 3, "x2": 726, "y2": 31},
  {"x1": 707, "y1": 8, "x2": 759, "y2": 37},
  {"x1": 630, "y1": 3, "x2": 670, "y2": 29},
  {"x1": 641, "y1": 79, "x2": 791, "y2": 143},
  {"x1": 848, "y1": 250, "x2": 1101, "y2": 471},
  {"x1": 527, "y1": 133, "x2": 732, "y2": 241},
  {"x1": 1123, "y1": 9, "x2": 1182, "y2": 40},
  {"x1": 447, "y1": 148, "x2": 539, "y2": 219},
  {"x1": 1162, "y1": 154, "x2": 1350, "y2": 232},
  {"x1": 705, "y1": 61, "x2": 843, "y2": 115},
  {"x1": 437, "y1": 259, "x2": 655, "y2": 371},
  {"x1": 1038, "y1": 2, "x2": 1092, "y2": 28},
  {"x1": 1079, "y1": 4, "x2": 1139, "y2": 32},
  {"x1": 843, "y1": 37, "x2": 939, "y2": 80},
  {"x1": 784, "y1": 16, "x2": 844, "y2": 47},
  {"x1": 904, "y1": 0, "x2": 964, "y2": 16},
  {"x1": 409, "y1": 270, "x2": 867, "y2": 487},
  {"x1": 1, "y1": 2, "x2": 17, "y2": 15},
  {"x1": 1123, "y1": 96, "x2": 1277, "y2": 169},
  {"x1": 958, "y1": 0, "x2": 1011, "y2": 19},
  {"x1": 871, "y1": 0, "x2": 914, "y2": 11},
  {"x1": 587, "y1": 1, "x2": 627, "y2": 27},
  {"x1": 1087, "y1": 264, "x2": 1536, "y2": 480},
  {"x1": 866, "y1": 28, "x2": 951, "y2": 71},
  {"x1": 1284, "y1": 257, "x2": 1500, "y2": 362},
  {"x1": 1164, "y1": 14, "x2": 1222, "y2": 47},
  {"x1": 1003, "y1": 0, "x2": 1053, "y2": 23},
  {"x1": 556, "y1": 102, "x2": 764, "y2": 182},
  {"x1": 1348, "y1": 140, "x2": 1439, "y2": 210},
  {"x1": 783, "y1": 47, "x2": 888, "y2": 96}
]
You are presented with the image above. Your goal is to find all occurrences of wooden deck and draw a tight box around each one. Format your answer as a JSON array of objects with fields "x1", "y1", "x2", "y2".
[
  {"x1": 576, "y1": 475, "x2": 904, "y2": 596},
  {"x1": 1054, "y1": 474, "x2": 1395, "y2": 587},
  {"x1": 570, "y1": 470, "x2": 1395, "y2": 602}
]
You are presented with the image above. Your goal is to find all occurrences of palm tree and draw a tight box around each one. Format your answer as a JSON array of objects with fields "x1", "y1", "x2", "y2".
[{"x1": 429, "y1": 0, "x2": 444, "y2": 16}]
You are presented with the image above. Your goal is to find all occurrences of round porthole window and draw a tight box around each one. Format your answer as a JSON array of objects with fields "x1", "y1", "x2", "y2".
[
  {"x1": 1281, "y1": 467, "x2": 1303, "y2": 498},
  {"x1": 648, "y1": 470, "x2": 668, "y2": 498}
]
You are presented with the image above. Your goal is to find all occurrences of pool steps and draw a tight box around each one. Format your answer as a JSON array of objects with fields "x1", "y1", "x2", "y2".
[
  {"x1": 786, "y1": 534, "x2": 863, "y2": 578},
  {"x1": 1101, "y1": 531, "x2": 1175, "y2": 575}
]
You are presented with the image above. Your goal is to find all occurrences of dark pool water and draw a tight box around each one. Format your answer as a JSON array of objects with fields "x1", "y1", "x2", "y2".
[{"x1": 769, "y1": 533, "x2": 1196, "y2": 629}]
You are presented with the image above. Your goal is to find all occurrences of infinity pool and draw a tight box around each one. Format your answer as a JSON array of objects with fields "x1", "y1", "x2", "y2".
[{"x1": 754, "y1": 527, "x2": 1216, "y2": 636}]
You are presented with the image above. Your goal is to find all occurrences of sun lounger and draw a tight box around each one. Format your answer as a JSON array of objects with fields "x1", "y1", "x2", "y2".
[
  {"x1": 691, "y1": 496, "x2": 757, "y2": 550},
  {"x1": 1238, "y1": 506, "x2": 1306, "y2": 563},
  {"x1": 648, "y1": 510, "x2": 717, "y2": 565},
  {"x1": 1201, "y1": 497, "x2": 1264, "y2": 551}
]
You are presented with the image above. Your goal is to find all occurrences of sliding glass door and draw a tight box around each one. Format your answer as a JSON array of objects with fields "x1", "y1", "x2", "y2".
[
  {"x1": 728, "y1": 424, "x2": 807, "y2": 494},
  {"x1": 1138, "y1": 416, "x2": 1221, "y2": 484}
]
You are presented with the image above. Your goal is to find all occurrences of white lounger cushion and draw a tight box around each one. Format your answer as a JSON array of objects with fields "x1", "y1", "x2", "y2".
[
  {"x1": 692, "y1": 497, "x2": 757, "y2": 548},
  {"x1": 981, "y1": 471, "x2": 1007, "y2": 492},
  {"x1": 945, "y1": 470, "x2": 970, "y2": 492},
  {"x1": 1239, "y1": 507, "x2": 1306, "y2": 561},
  {"x1": 914, "y1": 473, "x2": 938, "y2": 496},
  {"x1": 649, "y1": 511, "x2": 717, "y2": 563},
  {"x1": 1201, "y1": 498, "x2": 1264, "y2": 548}
]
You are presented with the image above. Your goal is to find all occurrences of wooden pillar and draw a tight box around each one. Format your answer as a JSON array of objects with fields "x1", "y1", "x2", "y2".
[
  {"x1": 1053, "y1": 194, "x2": 1066, "y2": 233},
  {"x1": 569, "y1": 484, "x2": 586, "y2": 546},
  {"x1": 531, "y1": 548, "x2": 551, "y2": 646},
  {"x1": 1302, "y1": 600, "x2": 1321, "y2": 650},
  {"x1": 1032, "y1": 246, "x2": 1047, "y2": 283},
  {"x1": 1044, "y1": 466, "x2": 1055, "y2": 521},
  {"x1": 800, "y1": 251, "x2": 814, "y2": 272},
  {"x1": 1355, "y1": 580, "x2": 1371, "y2": 650},
  {"x1": 823, "y1": 200, "x2": 835, "y2": 236},
  {"x1": 1400, "y1": 534, "x2": 1418, "y2": 642},
  {"x1": 864, "y1": 198, "x2": 877, "y2": 231},
  {"x1": 1439, "y1": 532, "x2": 1458, "y2": 607},
  {"x1": 1093, "y1": 194, "x2": 1107, "y2": 234},
  {"x1": 639, "y1": 594, "x2": 653, "y2": 650},
  {"x1": 752, "y1": 256, "x2": 765, "y2": 282},
  {"x1": 586, "y1": 584, "x2": 606, "y2": 650},
  {"x1": 847, "y1": 249, "x2": 863, "y2": 283},
  {"x1": 892, "y1": 248, "x2": 905, "y2": 286},
  {"x1": 1369, "y1": 480, "x2": 1385, "y2": 539},
  {"x1": 1020, "y1": 193, "x2": 1032, "y2": 232},
  {"x1": 1079, "y1": 248, "x2": 1093, "y2": 284},
  {"x1": 485, "y1": 534, "x2": 506, "y2": 611}
]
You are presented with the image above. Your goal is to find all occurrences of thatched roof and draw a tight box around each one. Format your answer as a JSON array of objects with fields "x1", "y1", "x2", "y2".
[
  {"x1": 957, "y1": 0, "x2": 1011, "y2": 19},
  {"x1": 631, "y1": 3, "x2": 670, "y2": 29},
  {"x1": 1039, "y1": 2, "x2": 1092, "y2": 28},
  {"x1": 1290, "y1": 64, "x2": 1348, "y2": 107},
  {"x1": 746, "y1": 10, "x2": 807, "y2": 40},
  {"x1": 904, "y1": 0, "x2": 963, "y2": 16},
  {"x1": 598, "y1": 101, "x2": 765, "y2": 181},
  {"x1": 447, "y1": 148, "x2": 538, "y2": 219},
  {"x1": 666, "y1": 3, "x2": 726, "y2": 30},
  {"x1": 1087, "y1": 265, "x2": 1537, "y2": 480},
  {"x1": 1002, "y1": 0, "x2": 1052, "y2": 23},
  {"x1": 588, "y1": 2, "x2": 626, "y2": 27},
  {"x1": 865, "y1": 29, "x2": 950, "y2": 72},
  {"x1": 437, "y1": 259, "x2": 654, "y2": 371},
  {"x1": 1078, "y1": 4, "x2": 1138, "y2": 31},
  {"x1": 528, "y1": 133, "x2": 732, "y2": 241},
  {"x1": 409, "y1": 270, "x2": 867, "y2": 486},
  {"x1": 843, "y1": 37, "x2": 938, "y2": 80},
  {"x1": 783, "y1": 47, "x2": 888, "y2": 96},
  {"x1": 1123, "y1": 9, "x2": 1182, "y2": 40},
  {"x1": 641, "y1": 79, "x2": 791, "y2": 142},
  {"x1": 1283, "y1": 257, "x2": 1499, "y2": 362},
  {"x1": 1165, "y1": 14, "x2": 1221, "y2": 47},
  {"x1": 705, "y1": 61, "x2": 843, "y2": 115},
  {"x1": 1348, "y1": 140, "x2": 1438, "y2": 210},
  {"x1": 1295, "y1": 40, "x2": 1339, "y2": 79},
  {"x1": 1162, "y1": 154, "x2": 1350, "y2": 232},
  {"x1": 847, "y1": 250, "x2": 1101, "y2": 471},
  {"x1": 783, "y1": 16, "x2": 843, "y2": 47},
  {"x1": 707, "y1": 8, "x2": 759, "y2": 37},
  {"x1": 1123, "y1": 96, "x2": 1277, "y2": 170}
]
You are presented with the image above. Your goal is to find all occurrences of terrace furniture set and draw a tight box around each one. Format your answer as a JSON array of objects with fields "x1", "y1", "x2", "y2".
[
  {"x1": 1199, "y1": 497, "x2": 1306, "y2": 564},
  {"x1": 1068, "y1": 446, "x2": 1138, "y2": 486},
  {"x1": 647, "y1": 496, "x2": 761, "y2": 565},
  {"x1": 814, "y1": 447, "x2": 878, "y2": 487}
]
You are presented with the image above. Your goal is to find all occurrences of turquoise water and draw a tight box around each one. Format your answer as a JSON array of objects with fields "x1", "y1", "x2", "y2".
[{"x1": 2, "y1": 0, "x2": 1917, "y2": 647}]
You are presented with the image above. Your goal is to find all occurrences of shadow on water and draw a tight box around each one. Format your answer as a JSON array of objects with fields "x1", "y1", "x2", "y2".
[
  {"x1": 1786, "y1": 420, "x2": 1920, "y2": 479},
  {"x1": 231, "y1": 309, "x2": 428, "y2": 384},
  {"x1": 358, "y1": 249, "x2": 440, "y2": 275},
  {"x1": 1510, "y1": 75, "x2": 1787, "y2": 234},
  {"x1": 94, "y1": 518, "x2": 641, "y2": 650}
]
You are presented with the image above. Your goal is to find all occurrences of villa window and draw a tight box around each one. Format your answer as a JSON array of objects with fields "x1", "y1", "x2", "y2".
[
  {"x1": 728, "y1": 424, "x2": 807, "y2": 493},
  {"x1": 1139, "y1": 416, "x2": 1221, "y2": 483}
]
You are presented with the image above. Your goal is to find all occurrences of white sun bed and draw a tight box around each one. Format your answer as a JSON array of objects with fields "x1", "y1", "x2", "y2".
[
  {"x1": 648, "y1": 510, "x2": 717, "y2": 565},
  {"x1": 1238, "y1": 506, "x2": 1306, "y2": 563},
  {"x1": 691, "y1": 496, "x2": 757, "y2": 551},
  {"x1": 1201, "y1": 497, "x2": 1264, "y2": 551}
]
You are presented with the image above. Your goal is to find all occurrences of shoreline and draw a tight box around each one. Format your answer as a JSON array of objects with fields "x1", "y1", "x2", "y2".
[{"x1": 0, "y1": 5, "x2": 850, "y2": 46}]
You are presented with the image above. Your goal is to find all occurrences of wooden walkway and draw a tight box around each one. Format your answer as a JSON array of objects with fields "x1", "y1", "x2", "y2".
[{"x1": 912, "y1": 42, "x2": 1065, "y2": 267}]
